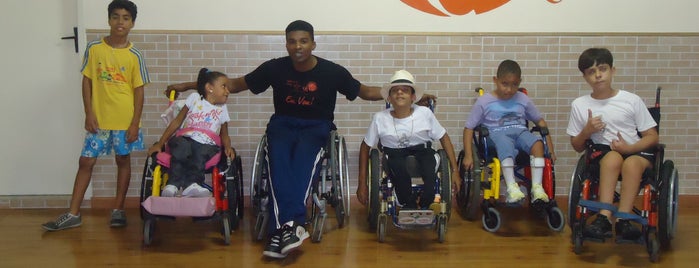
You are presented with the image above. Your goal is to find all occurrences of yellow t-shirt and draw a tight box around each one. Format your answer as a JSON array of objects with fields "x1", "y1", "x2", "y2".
[{"x1": 80, "y1": 38, "x2": 150, "y2": 130}]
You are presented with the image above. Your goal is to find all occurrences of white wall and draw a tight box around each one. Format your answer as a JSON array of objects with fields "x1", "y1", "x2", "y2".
[{"x1": 84, "y1": 0, "x2": 699, "y2": 32}]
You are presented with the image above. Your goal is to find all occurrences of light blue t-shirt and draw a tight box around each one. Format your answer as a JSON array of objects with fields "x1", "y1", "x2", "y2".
[{"x1": 465, "y1": 91, "x2": 542, "y2": 131}]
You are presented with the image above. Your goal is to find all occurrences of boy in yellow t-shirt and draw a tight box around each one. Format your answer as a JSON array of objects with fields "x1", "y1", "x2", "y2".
[{"x1": 43, "y1": 0, "x2": 150, "y2": 231}]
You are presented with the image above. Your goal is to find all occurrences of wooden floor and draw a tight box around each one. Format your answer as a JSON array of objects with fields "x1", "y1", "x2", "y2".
[{"x1": 2, "y1": 197, "x2": 698, "y2": 268}]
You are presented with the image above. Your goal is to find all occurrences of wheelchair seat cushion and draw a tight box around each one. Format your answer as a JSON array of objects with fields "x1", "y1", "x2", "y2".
[{"x1": 141, "y1": 196, "x2": 216, "y2": 217}]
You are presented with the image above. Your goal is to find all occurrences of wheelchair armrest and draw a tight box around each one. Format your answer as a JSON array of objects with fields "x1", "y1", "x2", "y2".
[
  {"x1": 474, "y1": 125, "x2": 489, "y2": 137},
  {"x1": 534, "y1": 126, "x2": 549, "y2": 136}
]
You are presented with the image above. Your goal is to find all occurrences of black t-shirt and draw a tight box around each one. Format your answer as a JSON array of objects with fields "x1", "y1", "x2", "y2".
[{"x1": 244, "y1": 56, "x2": 360, "y2": 121}]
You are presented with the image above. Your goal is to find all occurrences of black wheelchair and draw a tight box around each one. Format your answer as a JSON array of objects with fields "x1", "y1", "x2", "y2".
[
  {"x1": 366, "y1": 145, "x2": 452, "y2": 243},
  {"x1": 250, "y1": 130, "x2": 350, "y2": 242},
  {"x1": 365, "y1": 101, "x2": 451, "y2": 243},
  {"x1": 568, "y1": 87, "x2": 679, "y2": 262},
  {"x1": 456, "y1": 87, "x2": 565, "y2": 233}
]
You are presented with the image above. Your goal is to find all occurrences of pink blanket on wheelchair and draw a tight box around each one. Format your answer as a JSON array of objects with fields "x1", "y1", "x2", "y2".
[{"x1": 141, "y1": 196, "x2": 216, "y2": 217}]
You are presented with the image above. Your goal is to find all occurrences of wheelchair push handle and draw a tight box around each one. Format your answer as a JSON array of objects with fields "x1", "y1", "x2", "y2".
[
  {"x1": 168, "y1": 89, "x2": 176, "y2": 106},
  {"x1": 475, "y1": 87, "x2": 484, "y2": 96},
  {"x1": 655, "y1": 86, "x2": 662, "y2": 108}
]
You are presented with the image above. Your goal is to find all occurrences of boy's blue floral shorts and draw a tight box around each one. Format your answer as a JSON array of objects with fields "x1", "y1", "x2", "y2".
[{"x1": 81, "y1": 129, "x2": 145, "y2": 157}]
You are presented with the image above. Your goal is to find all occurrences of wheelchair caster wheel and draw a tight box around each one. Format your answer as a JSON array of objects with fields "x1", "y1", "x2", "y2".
[
  {"x1": 253, "y1": 212, "x2": 268, "y2": 241},
  {"x1": 437, "y1": 215, "x2": 447, "y2": 243},
  {"x1": 311, "y1": 213, "x2": 326, "y2": 243},
  {"x1": 647, "y1": 232, "x2": 660, "y2": 262},
  {"x1": 377, "y1": 214, "x2": 387, "y2": 243},
  {"x1": 143, "y1": 218, "x2": 155, "y2": 246},
  {"x1": 482, "y1": 207, "x2": 501, "y2": 232},
  {"x1": 546, "y1": 206, "x2": 565, "y2": 232},
  {"x1": 222, "y1": 213, "x2": 231, "y2": 245}
]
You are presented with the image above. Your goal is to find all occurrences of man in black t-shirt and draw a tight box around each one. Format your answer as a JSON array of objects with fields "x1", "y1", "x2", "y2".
[{"x1": 169, "y1": 20, "x2": 390, "y2": 259}]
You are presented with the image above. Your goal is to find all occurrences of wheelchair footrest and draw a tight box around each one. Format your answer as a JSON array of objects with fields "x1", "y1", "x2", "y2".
[
  {"x1": 614, "y1": 211, "x2": 648, "y2": 225},
  {"x1": 615, "y1": 236, "x2": 645, "y2": 245},
  {"x1": 583, "y1": 236, "x2": 607, "y2": 243},
  {"x1": 577, "y1": 200, "x2": 617, "y2": 213},
  {"x1": 397, "y1": 210, "x2": 434, "y2": 225}
]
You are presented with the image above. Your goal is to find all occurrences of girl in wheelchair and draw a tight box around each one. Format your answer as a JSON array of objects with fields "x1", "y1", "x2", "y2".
[
  {"x1": 147, "y1": 68, "x2": 234, "y2": 197},
  {"x1": 357, "y1": 70, "x2": 460, "y2": 215}
]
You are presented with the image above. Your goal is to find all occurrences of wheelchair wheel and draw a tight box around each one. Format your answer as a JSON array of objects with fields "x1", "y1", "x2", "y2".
[
  {"x1": 143, "y1": 217, "x2": 155, "y2": 246},
  {"x1": 222, "y1": 212, "x2": 231, "y2": 245},
  {"x1": 567, "y1": 155, "x2": 586, "y2": 229},
  {"x1": 140, "y1": 156, "x2": 156, "y2": 220},
  {"x1": 658, "y1": 160, "x2": 679, "y2": 249},
  {"x1": 368, "y1": 149, "x2": 381, "y2": 230},
  {"x1": 438, "y1": 149, "x2": 452, "y2": 219},
  {"x1": 377, "y1": 214, "x2": 387, "y2": 243},
  {"x1": 225, "y1": 160, "x2": 241, "y2": 231},
  {"x1": 339, "y1": 135, "x2": 351, "y2": 218},
  {"x1": 457, "y1": 147, "x2": 482, "y2": 221},
  {"x1": 546, "y1": 206, "x2": 565, "y2": 232},
  {"x1": 482, "y1": 206, "x2": 501, "y2": 232},
  {"x1": 235, "y1": 156, "x2": 244, "y2": 221},
  {"x1": 437, "y1": 214, "x2": 447, "y2": 243},
  {"x1": 328, "y1": 131, "x2": 346, "y2": 228},
  {"x1": 251, "y1": 135, "x2": 270, "y2": 241}
]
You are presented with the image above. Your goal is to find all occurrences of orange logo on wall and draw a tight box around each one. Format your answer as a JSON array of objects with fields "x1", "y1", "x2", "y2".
[{"x1": 401, "y1": 0, "x2": 561, "y2": 16}]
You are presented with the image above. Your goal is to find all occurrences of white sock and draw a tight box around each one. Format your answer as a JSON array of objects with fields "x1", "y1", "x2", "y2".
[
  {"x1": 531, "y1": 157, "x2": 545, "y2": 185},
  {"x1": 501, "y1": 158, "x2": 516, "y2": 186}
]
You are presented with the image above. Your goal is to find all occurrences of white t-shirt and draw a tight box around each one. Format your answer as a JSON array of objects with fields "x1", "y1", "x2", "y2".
[
  {"x1": 566, "y1": 90, "x2": 656, "y2": 145},
  {"x1": 363, "y1": 105, "x2": 446, "y2": 149},
  {"x1": 180, "y1": 92, "x2": 231, "y2": 145}
]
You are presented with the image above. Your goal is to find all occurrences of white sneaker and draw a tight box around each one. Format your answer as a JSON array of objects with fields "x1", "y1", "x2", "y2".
[
  {"x1": 530, "y1": 183, "x2": 550, "y2": 203},
  {"x1": 182, "y1": 183, "x2": 211, "y2": 197},
  {"x1": 161, "y1": 185, "x2": 178, "y2": 197},
  {"x1": 506, "y1": 182, "x2": 525, "y2": 203}
]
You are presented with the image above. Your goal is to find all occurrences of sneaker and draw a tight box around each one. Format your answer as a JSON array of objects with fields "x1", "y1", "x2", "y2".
[
  {"x1": 182, "y1": 183, "x2": 211, "y2": 197},
  {"x1": 161, "y1": 184, "x2": 178, "y2": 197},
  {"x1": 262, "y1": 229, "x2": 286, "y2": 259},
  {"x1": 109, "y1": 209, "x2": 127, "y2": 228},
  {"x1": 584, "y1": 214, "x2": 613, "y2": 239},
  {"x1": 280, "y1": 222, "x2": 309, "y2": 255},
  {"x1": 42, "y1": 212, "x2": 81, "y2": 231},
  {"x1": 615, "y1": 219, "x2": 642, "y2": 240},
  {"x1": 505, "y1": 182, "x2": 525, "y2": 203},
  {"x1": 530, "y1": 183, "x2": 550, "y2": 203}
]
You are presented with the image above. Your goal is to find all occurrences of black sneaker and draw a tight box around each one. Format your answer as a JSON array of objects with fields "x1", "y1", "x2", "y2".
[
  {"x1": 584, "y1": 214, "x2": 612, "y2": 239},
  {"x1": 262, "y1": 229, "x2": 286, "y2": 259},
  {"x1": 280, "y1": 222, "x2": 309, "y2": 255},
  {"x1": 615, "y1": 219, "x2": 642, "y2": 241}
]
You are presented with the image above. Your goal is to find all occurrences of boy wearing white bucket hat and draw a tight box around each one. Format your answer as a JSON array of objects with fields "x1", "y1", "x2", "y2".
[{"x1": 357, "y1": 70, "x2": 460, "y2": 210}]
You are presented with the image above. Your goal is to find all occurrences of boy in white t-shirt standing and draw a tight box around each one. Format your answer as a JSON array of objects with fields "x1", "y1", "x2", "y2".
[{"x1": 566, "y1": 48, "x2": 658, "y2": 241}]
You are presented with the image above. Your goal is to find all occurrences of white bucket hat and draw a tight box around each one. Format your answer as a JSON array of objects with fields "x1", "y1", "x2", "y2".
[{"x1": 381, "y1": 70, "x2": 423, "y2": 103}]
